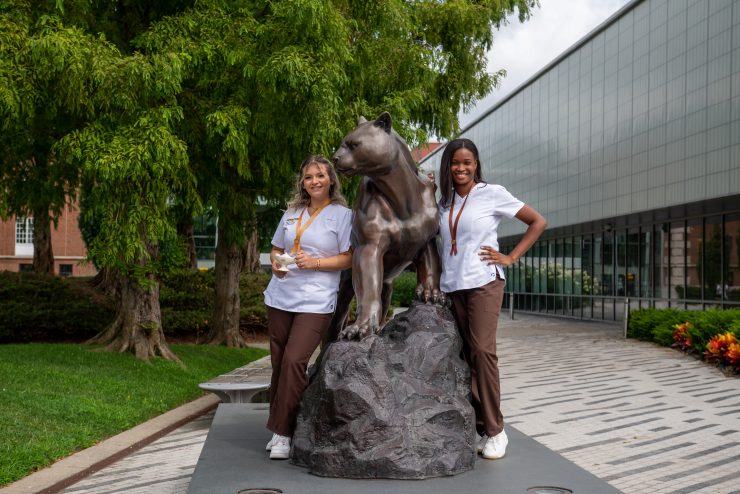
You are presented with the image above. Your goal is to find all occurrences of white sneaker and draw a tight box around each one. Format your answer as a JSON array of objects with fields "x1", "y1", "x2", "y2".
[
  {"x1": 266, "y1": 433, "x2": 279, "y2": 451},
  {"x1": 476, "y1": 434, "x2": 488, "y2": 453},
  {"x1": 269, "y1": 434, "x2": 291, "y2": 459},
  {"x1": 480, "y1": 430, "x2": 508, "y2": 459}
]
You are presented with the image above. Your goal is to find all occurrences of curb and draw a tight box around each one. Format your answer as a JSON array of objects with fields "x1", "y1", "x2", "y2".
[{"x1": 0, "y1": 394, "x2": 220, "y2": 494}]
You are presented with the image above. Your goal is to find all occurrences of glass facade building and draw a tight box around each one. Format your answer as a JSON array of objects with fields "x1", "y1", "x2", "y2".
[{"x1": 421, "y1": 0, "x2": 740, "y2": 320}]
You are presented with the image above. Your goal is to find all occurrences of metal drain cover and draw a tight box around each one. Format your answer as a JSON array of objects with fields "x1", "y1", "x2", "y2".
[{"x1": 237, "y1": 489, "x2": 283, "y2": 494}]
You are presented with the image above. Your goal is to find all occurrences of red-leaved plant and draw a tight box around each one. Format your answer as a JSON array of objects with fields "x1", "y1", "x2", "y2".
[
  {"x1": 726, "y1": 342, "x2": 740, "y2": 372},
  {"x1": 672, "y1": 322, "x2": 693, "y2": 352},
  {"x1": 705, "y1": 332, "x2": 740, "y2": 371}
]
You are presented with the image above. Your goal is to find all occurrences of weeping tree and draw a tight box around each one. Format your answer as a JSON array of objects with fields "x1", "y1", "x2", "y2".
[
  {"x1": 29, "y1": 2, "x2": 199, "y2": 360},
  {"x1": 61, "y1": 105, "x2": 197, "y2": 362},
  {"x1": 137, "y1": 0, "x2": 536, "y2": 346}
]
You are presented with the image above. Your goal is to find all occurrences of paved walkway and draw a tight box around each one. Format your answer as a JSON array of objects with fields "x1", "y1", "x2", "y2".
[{"x1": 21, "y1": 314, "x2": 740, "y2": 494}]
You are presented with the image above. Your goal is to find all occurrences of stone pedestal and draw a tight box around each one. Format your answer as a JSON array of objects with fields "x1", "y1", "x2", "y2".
[{"x1": 292, "y1": 302, "x2": 475, "y2": 479}]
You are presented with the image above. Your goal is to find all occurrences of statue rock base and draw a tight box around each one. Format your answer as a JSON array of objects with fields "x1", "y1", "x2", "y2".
[{"x1": 291, "y1": 302, "x2": 475, "y2": 479}]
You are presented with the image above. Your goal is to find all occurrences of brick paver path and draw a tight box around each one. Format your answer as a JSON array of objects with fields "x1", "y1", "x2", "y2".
[{"x1": 63, "y1": 315, "x2": 740, "y2": 494}]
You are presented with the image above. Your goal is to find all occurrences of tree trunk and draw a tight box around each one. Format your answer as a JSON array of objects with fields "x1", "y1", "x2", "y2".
[
  {"x1": 89, "y1": 266, "x2": 121, "y2": 299},
  {"x1": 207, "y1": 218, "x2": 247, "y2": 347},
  {"x1": 88, "y1": 270, "x2": 180, "y2": 362},
  {"x1": 241, "y1": 219, "x2": 261, "y2": 273},
  {"x1": 177, "y1": 219, "x2": 198, "y2": 270},
  {"x1": 32, "y1": 208, "x2": 54, "y2": 275}
]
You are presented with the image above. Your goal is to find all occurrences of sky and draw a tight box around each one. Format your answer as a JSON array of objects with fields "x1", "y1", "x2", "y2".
[{"x1": 458, "y1": 0, "x2": 632, "y2": 129}]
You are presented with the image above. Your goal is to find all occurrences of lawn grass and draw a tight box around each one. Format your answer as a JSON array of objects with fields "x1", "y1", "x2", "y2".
[{"x1": 0, "y1": 343, "x2": 268, "y2": 487}]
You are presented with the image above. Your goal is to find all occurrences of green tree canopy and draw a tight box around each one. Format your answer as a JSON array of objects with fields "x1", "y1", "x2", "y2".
[{"x1": 0, "y1": 0, "x2": 536, "y2": 357}]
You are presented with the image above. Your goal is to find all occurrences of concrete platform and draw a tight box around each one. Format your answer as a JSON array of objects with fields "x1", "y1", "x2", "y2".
[{"x1": 187, "y1": 404, "x2": 622, "y2": 494}]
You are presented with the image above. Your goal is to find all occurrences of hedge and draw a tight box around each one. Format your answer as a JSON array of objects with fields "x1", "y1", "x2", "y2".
[
  {"x1": 1, "y1": 269, "x2": 419, "y2": 342},
  {"x1": 0, "y1": 270, "x2": 271, "y2": 342},
  {"x1": 628, "y1": 307, "x2": 740, "y2": 363},
  {"x1": 0, "y1": 272, "x2": 115, "y2": 342}
]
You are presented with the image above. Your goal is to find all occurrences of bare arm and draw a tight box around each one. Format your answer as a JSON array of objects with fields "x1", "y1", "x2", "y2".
[
  {"x1": 295, "y1": 249, "x2": 353, "y2": 271},
  {"x1": 479, "y1": 205, "x2": 547, "y2": 267}
]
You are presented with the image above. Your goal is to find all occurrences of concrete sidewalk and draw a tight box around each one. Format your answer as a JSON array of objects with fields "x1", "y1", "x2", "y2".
[{"x1": 4, "y1": 314, "x2": 740, "y2": 494}]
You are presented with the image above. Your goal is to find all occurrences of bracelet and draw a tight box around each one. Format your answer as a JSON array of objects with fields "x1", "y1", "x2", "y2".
[{"x1": 315, "y1": 259, "x2": 321, "y2": 271}]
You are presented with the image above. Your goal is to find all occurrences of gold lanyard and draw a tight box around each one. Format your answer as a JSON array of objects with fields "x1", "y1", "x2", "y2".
[
  {"x1": 291, "y1": 203, "x2": 329, "y2": 254},
  {"x1": 448, "y1": 188, "x2": 472, "y2": 256}
]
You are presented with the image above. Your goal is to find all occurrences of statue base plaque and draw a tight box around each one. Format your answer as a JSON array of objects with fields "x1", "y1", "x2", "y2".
[{"x1": 292, "y1": 302, "x2": 475, "y2": 479}]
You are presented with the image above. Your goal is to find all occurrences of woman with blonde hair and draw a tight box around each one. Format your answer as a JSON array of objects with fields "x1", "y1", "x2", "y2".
[{"x1": 263, "y1": 155, "x2": 353, "y2": 459}]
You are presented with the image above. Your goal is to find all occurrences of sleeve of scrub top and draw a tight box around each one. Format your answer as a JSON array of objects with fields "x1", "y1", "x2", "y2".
[
  {"x1": 270, "y1": 210, "x2": 290, "y2": 249},
  {"x1": 493, "y1": 185, "x2": 525, "y2": 218},
  {"x1": 336, "y1": 208, "x2": 353, "y2": 253}
]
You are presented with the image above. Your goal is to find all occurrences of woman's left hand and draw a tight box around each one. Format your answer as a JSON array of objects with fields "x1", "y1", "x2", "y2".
[
  {"x1": 295, "y1": 250, "x2": 317, "y2": 270},
  {"x1": 479, "y1": 246, "x2": 514, "y2": 267}
]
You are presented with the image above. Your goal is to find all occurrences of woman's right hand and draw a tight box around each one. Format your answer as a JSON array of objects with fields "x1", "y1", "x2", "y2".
[
  {"x1": 270, "y1": 246, "x2": 288, "y2": 278},
  {"x1": 271, "y1": 259, "x2": 287, "y2": 278}
]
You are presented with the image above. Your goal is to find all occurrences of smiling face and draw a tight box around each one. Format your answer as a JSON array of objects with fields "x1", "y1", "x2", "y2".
[
  {"x1": 302, "y1": 163, "x2": 333, "y2": 206},
  {"x1": 450, "y1": 147, "x2": 478, "y2": 194}
]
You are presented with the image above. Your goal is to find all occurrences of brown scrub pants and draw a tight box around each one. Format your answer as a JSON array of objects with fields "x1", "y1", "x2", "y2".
[
  {"x1": 266, "y1": 307, "x2": 332, "y2": 437},
  {"x1": 448, "y1": 278, "x2": 505, "y2": 438}
]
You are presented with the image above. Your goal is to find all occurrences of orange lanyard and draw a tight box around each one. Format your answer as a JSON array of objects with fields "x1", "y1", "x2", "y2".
[
  {"x1": 448, "y1": 189, "x2": 472, "y2": 256},
  {"x1": 291, "y1": 203, "x2": 329, "y2": 254}
]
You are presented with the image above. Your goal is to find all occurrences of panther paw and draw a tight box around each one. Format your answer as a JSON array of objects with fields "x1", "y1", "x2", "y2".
[
  {"x1": 338, "y1": 321, "x2": 376, "y2": 341},
  {"x1": 415, "y1": 284, "x2": 448, "y2": 307}
]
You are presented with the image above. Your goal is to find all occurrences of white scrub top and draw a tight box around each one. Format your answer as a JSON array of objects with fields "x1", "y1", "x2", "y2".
[
  {"x1": 439, "y1": 183, "x2": 524, "y2": 293},
  {"x1": 264, "y1": 203, "x2": 353, "y2": 314}
]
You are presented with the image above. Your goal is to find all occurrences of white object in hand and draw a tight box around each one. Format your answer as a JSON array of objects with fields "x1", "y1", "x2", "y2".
[{"x1": 275, "y1": 253, "x2": 296, "y2": 271}]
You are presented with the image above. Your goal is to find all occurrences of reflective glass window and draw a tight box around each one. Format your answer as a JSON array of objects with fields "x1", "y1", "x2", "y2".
[
  {"x1": 725, "y1": 214, "x2": 740, "y2": 304},
  {"x1": 574, "y1": 236, "x2": 583, "y2": 296},
  {"x1": 639, "y1": 228, "x2": 652, "y2": 299},
  {"x1": 602, "y1": 232, "x2": 614, "y2": 296},
  {"x1": 669, "y1": 221, "x2": 686, "y2": 302},
  {"x1": 655, "y1": 224, "x2": 670, "y2": 302},
  {"x1": 627, "y1": 230, "x2": 640, "y2": 298},
  {"x1": 563, "y1": 237, "x2": 574, "y2": 295},
  {"x1": 616, "y1": 231, "x2": 628, "y2": 298},
  {"x1": 703, "y1": 215, "x2": 726, "y2": 303},
  {"x1": 532, "y1": 242, "x2": 541, "y2": 294},
  {"x1": 686, "y1": 218, "x2": 702, "y2": 300}
]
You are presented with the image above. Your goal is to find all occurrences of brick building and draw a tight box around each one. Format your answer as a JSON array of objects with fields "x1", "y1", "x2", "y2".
[{"x1": 0, "y1": 201, "x2": 97, "y2": 276}]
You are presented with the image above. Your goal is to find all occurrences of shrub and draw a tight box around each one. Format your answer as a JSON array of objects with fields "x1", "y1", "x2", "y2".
[
  {"x1": 729, "y1": 319, "x2": 740, "y2": 339},
  {"x1": 628, "y1": 307, "x2": 740, "y2": 373},
  {"x1": 161, "y1": 308, "x2": 211, "y2": 338},
  {"x1": 0, "y1": 269, "x2": 273, "y2": 341},
  {"x1": 159, "y1": 270, "x2": 271, "y2": 336},
  {"x1": 653, "y1": 311, "x2": 692, "y2": 347},
  {"x1": 391, "y1": 271, "x2": 417, "y2": 307},
  {"x1": 0, "y1": 272, "x2": 113, "y2": 342},
  {"x1": 627, "y1": 308, "x2": 682, "y2": 341},
  {"x1": 160, "y1": 269, "x2": 214, "y2": 310},
  {"x1": 686, "y1": 310, "x2": 740, "y2": 354}
]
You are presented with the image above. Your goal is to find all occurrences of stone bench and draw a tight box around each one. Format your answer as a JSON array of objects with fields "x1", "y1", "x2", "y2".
[{"x1": 198, "y1": 355, "x2": 271, "y2": 404}]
